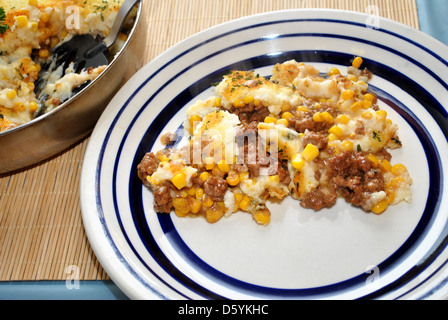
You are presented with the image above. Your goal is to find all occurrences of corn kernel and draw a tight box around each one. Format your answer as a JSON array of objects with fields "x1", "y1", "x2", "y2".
[
  {"x1": 238, "y1": 196, "x2": 251, "y2": 210},
  {"x1": 190, "y1": 114, "x2": 202, "y2": 124},
  {"x1": 171, "y1": 173, "x2": 187, "y2": 190},
  {"x1": 301, "y1": 144, "x2": 319, "y2": 162},
  {"x1": 217, "y1": 160, "x2": 230, "y2": 173},
  {"x1": 28, "y1": 0, "x2": 38, "y2": 6},
  {"x1": 233, "y1": 98, "x2": 245, "y2": 108},
  {"x1": 368, "y1": 154, "x2": 379, "y2": 167},
  {"x1": 342, "y1": 90, "x2": 355, "y2": 100},
  {"x1": 253, "y1": 209, "x2": 270, "y2": 225},
  {"x1": 13, "y1": 102, "x2": 26, "y2": 112},
  {"x1": 371, "y1": 200, "x2": 388, "y2": 215},
  {"x1": 239, "y1": 172, "x2": 249, "y2": 181},
  {"x1": 362, "y1": 111, "x2": 373, "y2": 119},
  {"x1": 376, "y1": 110, "x2": 387, "y2": 121},
  {"x1": 282, "y1": 112, "x2": 293, "y2": 120},
  {"x1": 40, "y1": 12, "x2": 49, "y2": 24},
  {"x1": 328, "y1": 67, "x2": 341, "y2": 76},
  {"x1": 387, "y1": 177, "x2": 404, "y2": 189},
  {"x1": 172, "y1": 198, "x2": 190, "y2": 216},
  {"x1": 328, "y1": 143, "x2": 341, "y2": 155},
  {"x1": 362, "y1": 100, "x2": 372, "y2": 109},
  {"x1": 276, "y1": 118, "x2": 288, "y2": 127},
  {"x1": 348, "y1": 74, "x2": 358, "y2": 82},
  {"x1": 254, "y1": 99, "x2": 262, "y2": 107},
  {"x1": 336, "y1": 114, "x2": 350, "y2": 124},
  {"x1": 234, "y1": 193, "x2": 243, "y2": 204},
  {"x1": 39, "y1": 49, "x2": 50, "y2": 59},
  {"x1": 352, "y1": 56, "x2": 363, "y2": 69},
  {"x1": 244, "y1": 95, "x2": 254, "y2": 104},
  {"x1": 195, "y1": 188, "x2": 204, "y2": 200},
  {"x1": 202, "y1": 195, "x2": 214, "y2": 208},
  {"x1": 213, "y1": 97, "x2": 221, "y2": 107},
  {"x1": 364, "y1": 93, "x2": 375, "y2": 101},
  {"x1": 358, "y1": 81, "x2": 368, "y2": 89},
  {"x1": 146, "y1": 176, "x2": 159, "y2": 186},
  {"x1": 226, "y1": 174, "x2": 240, "y2": 186},
  {"x1": 29, "y1": 101, "x2": 38, "y2": 112},
  {"x1": 350, "y1": 101, "x2": 362, "y2": 112},
  {"x1": 204, "y1": 157, "x2": 214, "y2": 170},
  {"x1": 179, "y1": 190, "x2": 188, "y2": 198},
  {"x1": 321, "y1": 112, "x2": 334, "y2": 124},
  {"x1": 159, "y1": 155, "x2": 170, "y2": 163},
  {"x1": 391, "y1": 164, "x2": 407, "y2": 176},
  {"x1": 264, "y1": 116, "x2": 277, "y2": 124},
  {"x1": 386, "y1": 190, "x2": 396, "y2": 204},
  {"x1": 187, "y1": 187, "x2": 196, "y2": 196},
  {"x1": 281, "y1": 103, "x2": 292, "y2": 112},
  {"x1": 328, "y1": 133, "x2": 339, "y2": 142},
  {"x1": 313, "y1": 112, "x2": 324, "y2": 123},
  {"x1": 16, "y1": 16, "x2": 29, "y2": 28},
  {"x1": 189, "y1": 199, "x2": 202, "y2": 214},
  {"x1": 30, "y1": 21, "x2": 39, "y2": 32},
  {"x1": 380, "y1": 159, "x2": 392, "y2": 172},
  {"x1": 341, "y1": 140, "x2": 354, "y2": 151},
  {"x1": 269, "y1": 175, "x2": 280, "y2": 184},
  {"x1": 296, "y1": 105, "x2": 309, "y2": 112},
  {"x1": 328, "y1": 125, "x2": 344, "y2": 138},
  {"x1": 199, "y1": 171, "x2": 210, "y2": 182},
  {"x1": 205, "y1": 207, "x2": 224, "y2": 223},
  {"x1": 6, "y1": 89, "x2": 17, "y2": 100}
]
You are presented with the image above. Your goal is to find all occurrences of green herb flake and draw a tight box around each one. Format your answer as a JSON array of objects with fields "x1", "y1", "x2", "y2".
[
  {"x1": 0, "y1": 7, "x2": 9, "y2": 35},
  {"x1": 373, "y1": 131, "x2": 382, "y2": 142}
]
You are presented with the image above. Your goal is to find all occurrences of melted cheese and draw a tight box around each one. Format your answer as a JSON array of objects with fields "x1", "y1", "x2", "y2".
[{"x1": 140, "y1": 59, "x2": 413, "y2": 225}]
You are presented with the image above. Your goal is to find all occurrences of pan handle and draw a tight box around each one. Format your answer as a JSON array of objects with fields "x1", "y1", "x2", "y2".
[{"x1": 103, "y1": 0, "x2": 142, "y2": 49}]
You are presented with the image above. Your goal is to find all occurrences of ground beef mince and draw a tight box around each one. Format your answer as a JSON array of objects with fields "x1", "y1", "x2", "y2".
[
  {"x1": 325, "y1": 151, "x2": 385, "y2": 209},
  {"x1": 302, "y1": 131, "x2": 328, "y2": 150},
  {"x1": 235, "y1": 121, "x2": 272, "y2": 178},
  {"x1": 300, "y1": 186, "x2": 338, "y2": 211},
  {"x1": 204, "y1": 176, "x2": 228, "y2": 201},
  {"x1": 226, "y1": 101, "x2": 270, "y2": 124},
  {"x1": 289, "y1": 108, "x2": 337, "y2": 134},
  {"x1": 288, "y1": 111, "x2": 318, "y2": 133},
  {"x1": 153, "y1": 183, "x2": 173, "y2": 213},
  {"x1": 137, "y1": 152, "x2": 159, "y2": 187}
]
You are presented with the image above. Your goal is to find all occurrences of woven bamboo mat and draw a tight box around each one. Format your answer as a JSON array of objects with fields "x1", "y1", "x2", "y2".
[{"x1": 0, "y1": 0, "x2": 420, "y2": 281}]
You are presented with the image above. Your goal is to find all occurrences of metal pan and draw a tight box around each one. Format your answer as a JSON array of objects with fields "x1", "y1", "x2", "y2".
[{"x1": 0, "y1": 2, "x2": 146, "y2": 174}]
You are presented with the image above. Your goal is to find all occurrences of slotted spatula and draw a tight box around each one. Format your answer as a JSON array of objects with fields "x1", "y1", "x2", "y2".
[{"x1": 34, "y1": 0, "x2": 140, "y2": 101}]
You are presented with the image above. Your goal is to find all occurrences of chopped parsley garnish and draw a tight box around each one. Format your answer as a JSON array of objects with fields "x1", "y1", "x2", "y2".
[
  {"x1": 373, "y1": 131, "x2": 382, "y2": 142},
  {"x1": 0, "y1": 7, "x2": 9, "y2": 35},
  {"x1": 392, "y1": 137, "x2": 402, "y2": 145}
]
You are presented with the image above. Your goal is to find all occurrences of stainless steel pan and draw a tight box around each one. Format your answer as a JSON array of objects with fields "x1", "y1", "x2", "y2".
[{"x1": 0, "y1": 2, "x2": 146, "y2": 174}]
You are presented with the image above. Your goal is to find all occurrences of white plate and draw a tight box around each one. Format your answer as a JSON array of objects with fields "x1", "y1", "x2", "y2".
[{"x1": 80, "y1": 9, "x2": 448, "y2": 300}]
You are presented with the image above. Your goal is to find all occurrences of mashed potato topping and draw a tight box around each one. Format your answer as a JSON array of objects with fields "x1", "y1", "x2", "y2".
[
  {"x1": 137, "y1": 58, "x2": 413, "y2": 226},
  {"x1": 0, "y1": 0, "x2": 129, "y2": 132}
]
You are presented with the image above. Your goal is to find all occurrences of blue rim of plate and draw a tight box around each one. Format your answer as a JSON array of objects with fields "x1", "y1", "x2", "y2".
[{"x1": 85, "y1": 12, "x2": 448, "y2": 300}]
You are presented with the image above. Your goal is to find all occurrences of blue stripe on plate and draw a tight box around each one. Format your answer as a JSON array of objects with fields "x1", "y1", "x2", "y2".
[
  {"x1": 93, "y1": 17, "x2": 448, "y2": 299},
  {"x1": 127, "y1": 51, "x2": 444, "y2": 299}
]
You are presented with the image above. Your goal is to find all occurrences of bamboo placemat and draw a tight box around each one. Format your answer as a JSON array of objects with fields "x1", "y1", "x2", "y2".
[{"x1": 0, "y1": 0, "x2": 420, "y2": 281}]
